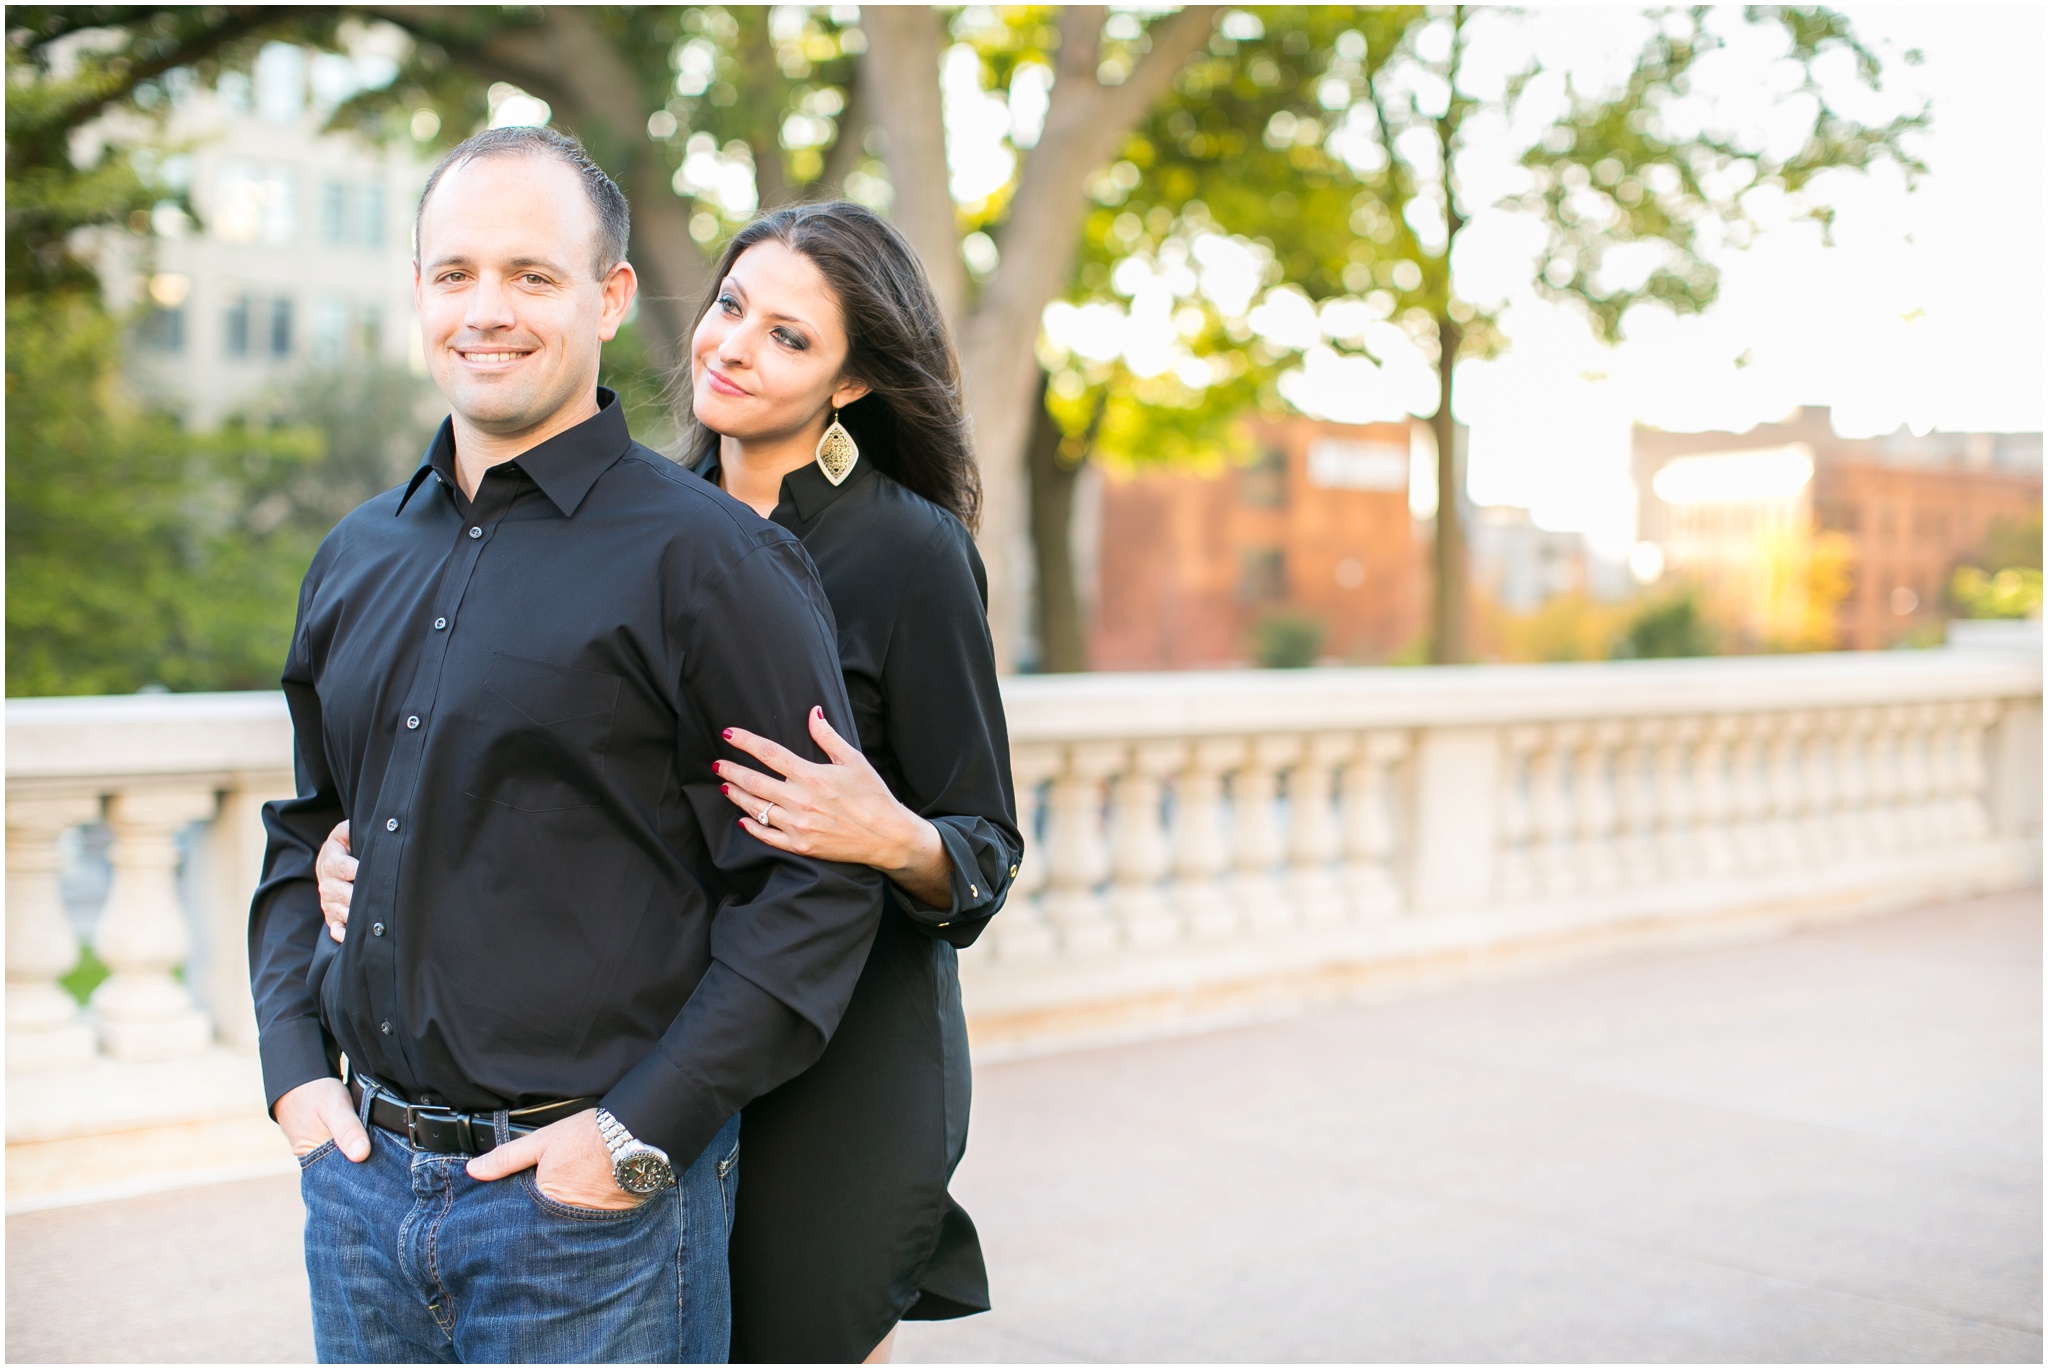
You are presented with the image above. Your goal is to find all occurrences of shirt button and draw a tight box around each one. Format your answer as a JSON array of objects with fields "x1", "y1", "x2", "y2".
[
  {"x1": 406, "y1": 715, "x2": 420, "y2": 730},
  {"x1": 970, "y1": 884, "x2": 979, "y2": 897},
  {"x1": 468, "y1": 526, "x2": 482, "y2": 539},
  {"x1": 372, "y1": 922, "x2": 386, "y2": 936},
  {"x1": 1009, "y1": 865, "x2": 1019, "y2": 878},
  {"x1": 379, "y1": 1021, "x2": 393, "y2": 1036},
  {"x1": 434, "y1": 617, "x2": 448, "y2": 631},
  {"x1": 386, "y1": 817, "x2": 399, "y2": 832}
]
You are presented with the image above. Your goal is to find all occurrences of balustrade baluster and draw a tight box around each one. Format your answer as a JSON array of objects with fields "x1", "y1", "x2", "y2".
[
  {"x1": 1727, "y1": 714, "x2": 1774, "y2": 873},
  {"x1": 1285, "y1": 735, "x2": 1349, "y2": 928},
  {"x1": 1654, "y1": 718, "x2": 1699, "y2": 880},
  {"x1": 1572, "y1": 722, "x2": 1624, "y2": 892},
  {"x1": 1174, "y1": 739, "x2": 1244, "y2": 940},
  {"x1": 1764, "y1": 712, "x2": 1811, "y2": 870},
  {"x1": 986, "y1": 745, "x2": 1059, "y2": 962},
  {"x1": 1041, "y1": 744, "x2": 1120, "y2": 956},
  {"x1": 1955, "y1": 700, "x2": 1999, "y2": 839},
  {"x1": 1930, "y1": 702, "x2": 1969, "y2": 841},
  {"x1": 7, "y1": 794, "x2": 104, "y2": 1072},
  {"x1": 1690, "y1": 717, "x2": 1739, "y2": 878},
  {"x1": 1835, "y1": 707, "x2": 1878, "y2": 856},
  {"x1": 1494, "y1": 727, "x2": 1542, "y2": 901},
  {"x1": 1530, "y1": 723, "x2": 1578, "y2": 898},
  {"x1": 1232, "y1": 736, "x2": 1297, "y2": 934},
  {"x1": 1896, "y1": 704, "x2": 1938, "y2": 848},
  {"x1": 1108, "y1": 741, "x2": 1183, "y2": 949},
  {"x1": 1862, "y1": 707, "x2": 1904, "y2": 851},
  {"x1": 93, "y1": 786, "x2": 219, "y2": 1062},
  {"x1": 1614, "y1": 721, "x2": 1663, "y2": 887},
  {"x1": 1340, "y1": 732, "x2": 1407, "y2": 918},
  {"x1": 1800, "y1": 713, "x2": 1842, "y2": 866}
]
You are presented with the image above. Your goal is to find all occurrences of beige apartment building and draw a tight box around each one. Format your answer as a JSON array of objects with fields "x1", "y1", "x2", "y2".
[{"x1": 95, "y1": 39, "x2": 434, "y2": 427}]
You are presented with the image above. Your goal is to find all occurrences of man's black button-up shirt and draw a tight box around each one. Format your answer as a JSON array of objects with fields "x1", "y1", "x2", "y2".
[{"x1": 249, "y1": 392, "x2": 884, "y2": 1164}]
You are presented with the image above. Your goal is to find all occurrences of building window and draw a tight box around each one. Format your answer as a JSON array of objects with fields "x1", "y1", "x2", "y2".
[
  {"x1": 1240, "y1": 446, "x2": 1288, "y2": 508},
  {"x1": 215, "y1": 162, "x2": 299, "y2": 245},
  {"x1": 311, "y1": 298, "x2": 348, "y2": 360},
  {"x1": 320, "y1": 180, "x2": 348, "y2": 245},
  {"x1": 1238, "y1": 548, "x2": 1287, "y2": 603},
  {"x1": 224, "y1": 293, "x2": 251, "y2": 357},
  {"x1": 318, "y1": 180, "x2": 387, "y2": 249},
  {"x1": 268, "y1": 297, "x2": 294, "y2": 358},
  {"x1": 137, "y1": 306, "x2": 185, "y2": 352},
  {"x1": 359, "y1": 182, "x2": 385, "y2": 248}
]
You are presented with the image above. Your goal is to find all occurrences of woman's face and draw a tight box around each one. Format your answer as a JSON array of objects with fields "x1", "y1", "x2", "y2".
[{"x1": 690, "y1": 240, "x2": 868, "y2": 444}]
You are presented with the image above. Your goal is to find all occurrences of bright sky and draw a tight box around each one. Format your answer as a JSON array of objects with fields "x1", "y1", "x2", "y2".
[
  {"x1": 1448, "y1": 4, "x2": 2045, "y2": 553},
  {"x1": 1026, "y1": 6, "x2": 2043, "y2": 557}
]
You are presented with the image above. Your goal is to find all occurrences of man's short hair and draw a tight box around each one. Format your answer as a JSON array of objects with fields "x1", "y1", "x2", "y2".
[{"x1": 413, "y1": 125, "x2": 631, "y2": 279}]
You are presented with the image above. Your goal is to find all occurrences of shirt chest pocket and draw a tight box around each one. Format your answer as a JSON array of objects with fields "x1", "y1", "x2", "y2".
[{"x1": 461, "y1": 652, "x2": 622, "y2": 813}]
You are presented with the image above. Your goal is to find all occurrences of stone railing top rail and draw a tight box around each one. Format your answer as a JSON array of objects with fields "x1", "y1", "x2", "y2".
[
  {"x1": 999, "y1": 650, "x2": 2043, "y2": 742},
  {"x1": 8, "y1": 650, "x2": 2040, "y2": 781}
]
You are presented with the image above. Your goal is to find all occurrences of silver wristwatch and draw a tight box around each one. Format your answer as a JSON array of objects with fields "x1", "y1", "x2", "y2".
[{"x1": 595, "y1": 1108, "x2": 674, "y2": 1196}]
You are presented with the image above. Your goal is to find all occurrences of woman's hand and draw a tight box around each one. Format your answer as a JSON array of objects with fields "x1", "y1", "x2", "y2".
[
  {"x1": 718, "y1": 708, "x2": 953, "y2": 907},
  {"x1": 316, "y1": 821, "x2": 357, "y2": 943}
]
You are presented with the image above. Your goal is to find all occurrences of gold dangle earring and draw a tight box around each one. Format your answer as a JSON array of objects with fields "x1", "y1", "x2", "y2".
[{"x1": 815, "y1": 405, "x2": 859, "y2": 486}]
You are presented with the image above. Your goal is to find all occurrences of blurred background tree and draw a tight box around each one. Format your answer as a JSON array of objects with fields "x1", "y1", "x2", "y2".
[{"x1": 3, "y1": 5, "x2": 1936, "y2": 693}]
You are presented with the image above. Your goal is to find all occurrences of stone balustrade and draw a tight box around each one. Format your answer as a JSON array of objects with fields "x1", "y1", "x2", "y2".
[
  {"x1": 5, "y1": 648, "x2": 2039, "y2": 1205},
  {"x1": 962, "y1": 650, "x2": 2041, "y2": 1050}
]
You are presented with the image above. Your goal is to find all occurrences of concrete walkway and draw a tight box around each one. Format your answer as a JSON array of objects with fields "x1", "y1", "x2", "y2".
[{"x1": 8, "y1": 890, "x2": 2039, "y2": 1363}]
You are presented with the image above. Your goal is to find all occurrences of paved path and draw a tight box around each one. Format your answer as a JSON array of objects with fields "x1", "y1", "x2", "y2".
[{"x1": 9, "y1": 891, "x2": 2039, "y2": 1363}]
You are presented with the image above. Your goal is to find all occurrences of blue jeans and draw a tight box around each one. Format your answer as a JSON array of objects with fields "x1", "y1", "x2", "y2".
[{"x1": 300, "y1": 1109, "x2": 740, "y2": 1363}]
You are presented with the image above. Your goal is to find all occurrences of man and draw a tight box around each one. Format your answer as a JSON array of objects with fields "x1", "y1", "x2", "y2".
[{"x1": 250, "y1": 126, "x2": 883, "y2": 1363}]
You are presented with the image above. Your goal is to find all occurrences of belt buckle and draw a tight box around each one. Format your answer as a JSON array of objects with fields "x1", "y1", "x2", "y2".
[{"x1": 407, "y1": 1105, "x2": 472, "y2": 1153}]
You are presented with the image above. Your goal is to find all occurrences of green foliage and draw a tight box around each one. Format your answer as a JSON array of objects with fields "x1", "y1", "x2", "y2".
[
  {"x1": 329, "y1": 6, "x2": 866, "y2": 241},
  {"x1": 1251, "y1": 611, "x2": 1328, "y2": 668},
  {"x1": 1036, "y1": 8, "x2": 1429, "y2": 473},
  {"x1": 4, "y1": 289, "x2": 331, "y2": 696},
  {"x1": 1950, "y1": 567, "x2": 2043, "y2": 621},
  {"x1": 60, "y1": 944, "x2": 111, "y2": 1006},
  {"x1": 600, "y1": 317, "x2": 685, "y2": 455},
  {"x1": 6, "y1": 8, "x2": 339, "y2": 297},
  {"x1": 1982, "y1": 513, "x2": 2043, "y2": 572},
  {"x1": 1613, "y1": 587, "x2": 1719, "y2": 659},
  {"x1": 1516, "y1": 8, "x2": 1927, "y2": 342}
]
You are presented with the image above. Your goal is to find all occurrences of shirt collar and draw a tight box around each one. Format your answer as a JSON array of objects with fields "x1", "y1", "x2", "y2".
[
  {"x1": 689, "y1": 443, "x2": 873, "y2": 525},
  {"x1": 399, "y1": 388, "x2": 631, "y2": 517}
]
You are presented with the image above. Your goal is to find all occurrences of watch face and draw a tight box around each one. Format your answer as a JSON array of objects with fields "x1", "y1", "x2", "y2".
[{"x1": 617, "y1": 1153, "x2": 671, "y2": 1195}]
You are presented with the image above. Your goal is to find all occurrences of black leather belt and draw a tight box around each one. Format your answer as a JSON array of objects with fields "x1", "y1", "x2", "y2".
[{"x1": 349, "y1": 1075, "x2": 597, "y2": 1155}]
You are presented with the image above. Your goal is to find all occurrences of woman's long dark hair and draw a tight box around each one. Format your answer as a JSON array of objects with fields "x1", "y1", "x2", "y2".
[{"x1": 678, "y1": 201, "x2": 981, "y2": 532}]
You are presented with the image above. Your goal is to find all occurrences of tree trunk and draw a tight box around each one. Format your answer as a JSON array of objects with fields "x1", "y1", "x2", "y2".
[
  {"x1": 1026, "y1": 376, "x2": 1089, "y2": 672},
  {"x1": 865, "y1": 5, "x2": 1218, "y2": 671},
  {"x1": 361, "y1": 6, "x2": 710, "y2": 372},
  {"x1": 1429, "y1": 312, "x2": 1466, "y2": 665},
  {"x1": 858, "y1": 6, "x2": 966, "y2": 324}
]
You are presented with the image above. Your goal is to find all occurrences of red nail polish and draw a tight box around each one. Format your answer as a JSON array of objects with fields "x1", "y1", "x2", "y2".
[
  {"x1": 721, "y1": 728, "x2": 733, "y2": 739},
  {"x1": 721, "y1": 783, "x2": 730, "y2": 795}
]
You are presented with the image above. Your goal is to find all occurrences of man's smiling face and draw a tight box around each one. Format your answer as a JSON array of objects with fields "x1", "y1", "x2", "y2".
[{"x1": 413, "y1": 154, "x2": 626, "y2": 442}]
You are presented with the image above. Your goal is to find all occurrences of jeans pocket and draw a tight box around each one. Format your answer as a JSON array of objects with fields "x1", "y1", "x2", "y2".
[
  {"x1": 297, "y1": 1139, "x2": 339, "y2": 1171},
  {"x1": 716, "y1": 1136, "x2": 740, "y2": 1237},
  {"x1": 517, "y1": 1170, "x2": 660, "y2": 1223}
]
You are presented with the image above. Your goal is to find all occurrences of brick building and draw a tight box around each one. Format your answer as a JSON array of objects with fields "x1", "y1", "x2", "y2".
[
  {"x1": 1635, "y1": 407, "x2": 2042, "y2": 648},
  {"x1": 1088, "y1": 417, "x2": 1424, "y2": 669}
]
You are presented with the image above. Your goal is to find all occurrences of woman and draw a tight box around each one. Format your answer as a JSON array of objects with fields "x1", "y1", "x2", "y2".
[{"x1": 313, "y1": 200, "x2": 1022, "y2": 1363}]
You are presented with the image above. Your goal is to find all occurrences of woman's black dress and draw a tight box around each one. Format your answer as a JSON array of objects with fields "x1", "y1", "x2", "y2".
[{"x1": 691, "y1": 451, "x2": 1023, "y2": 1363}]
